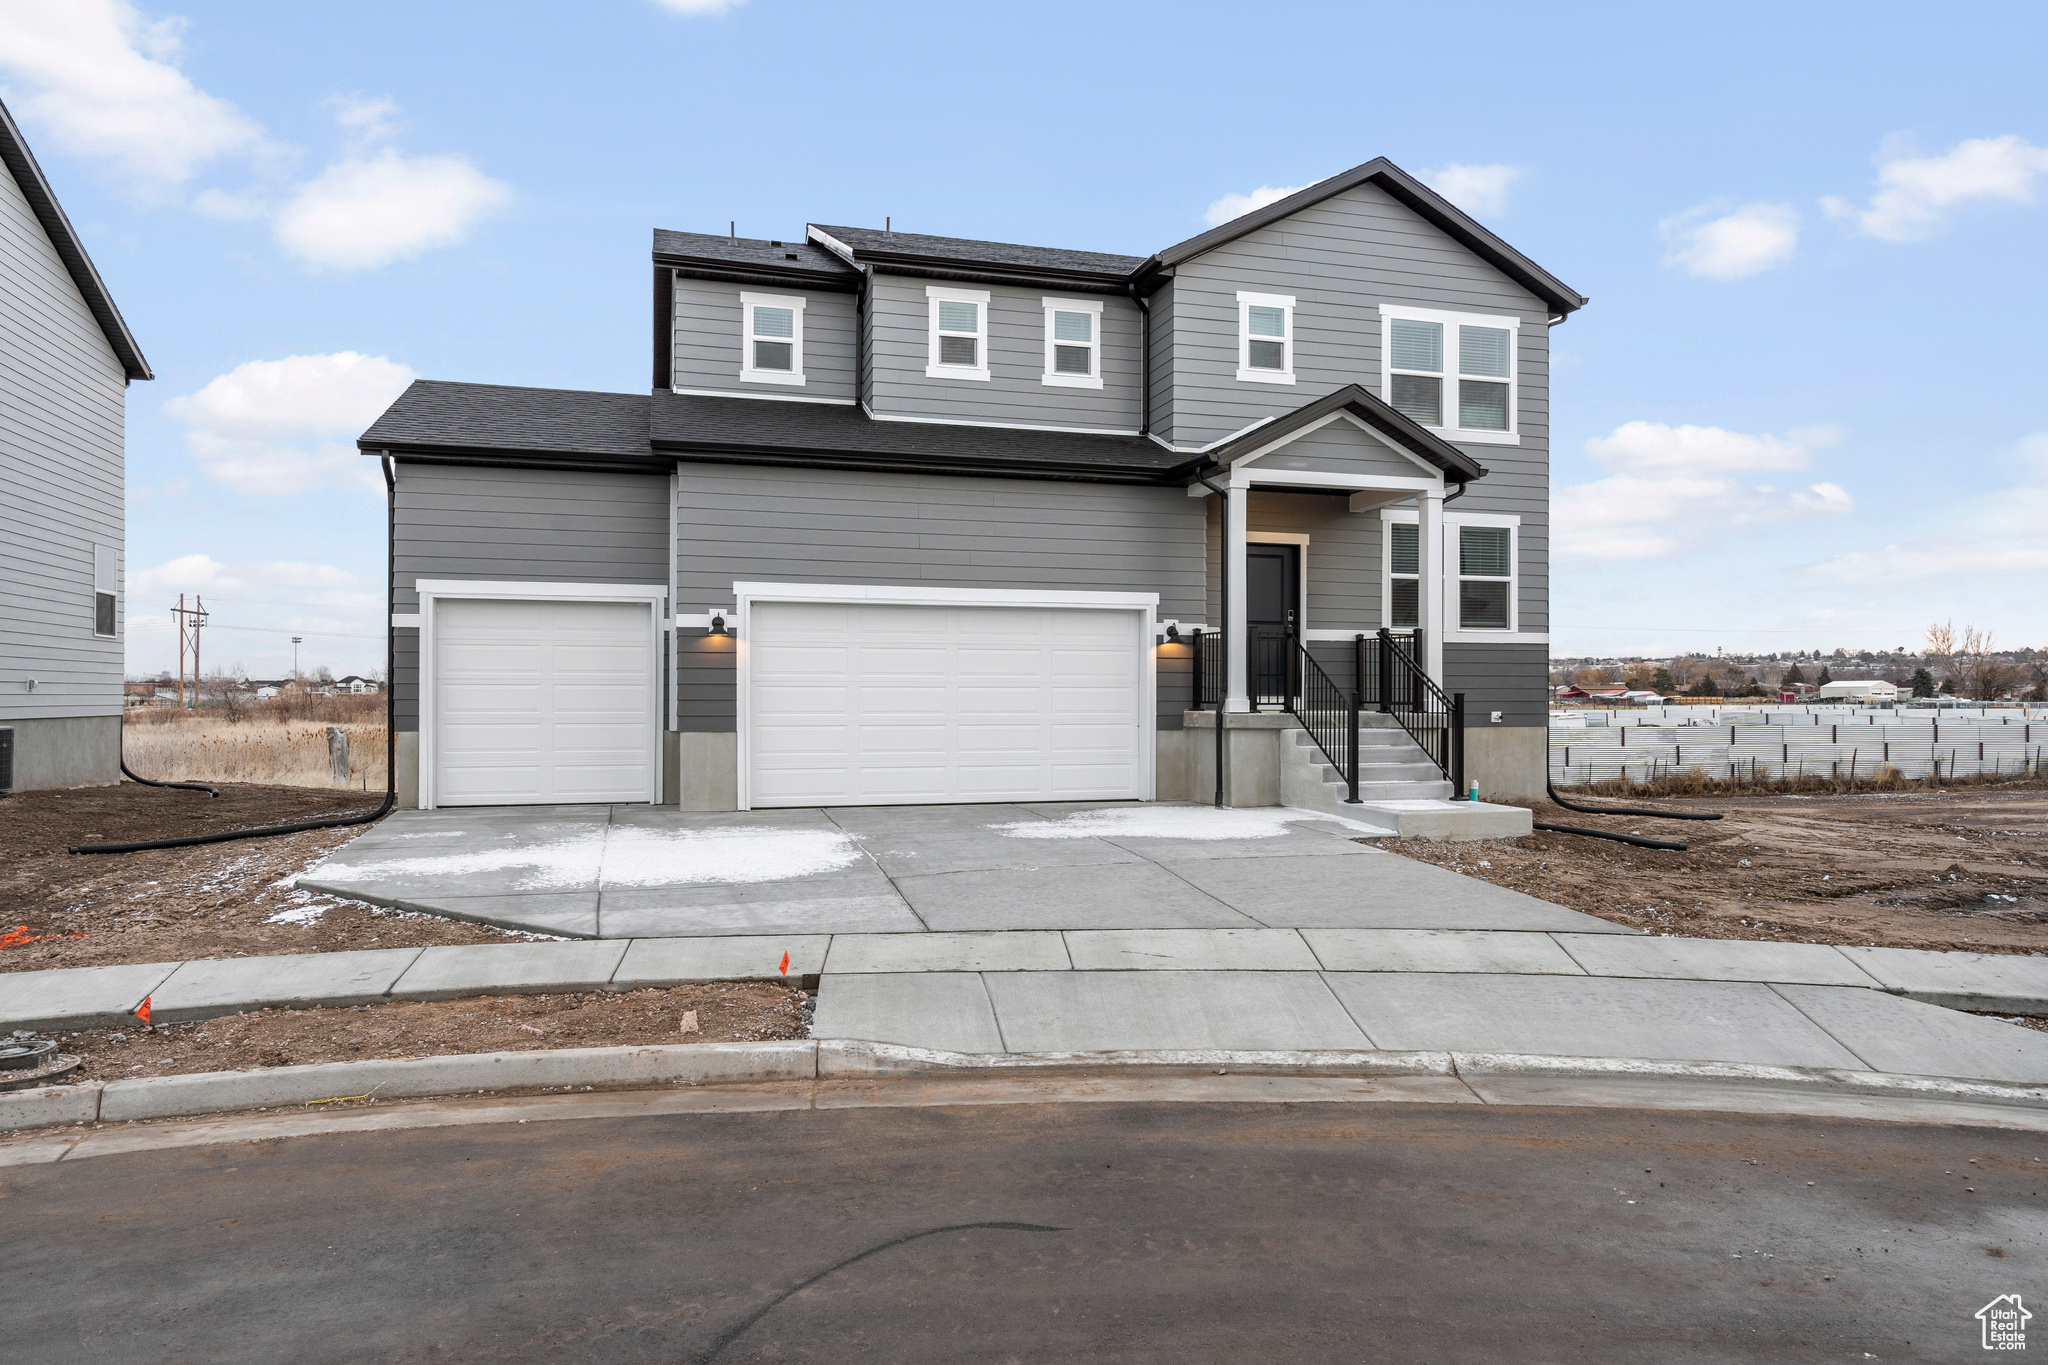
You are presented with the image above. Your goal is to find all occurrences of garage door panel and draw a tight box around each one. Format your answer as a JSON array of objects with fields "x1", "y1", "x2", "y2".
[
  {"x1": 433, "y1": 597, "x2": 655, "y2": 806},
  {"x1": 747, "y1": 599, "x2": 1146, "y2": 808}
]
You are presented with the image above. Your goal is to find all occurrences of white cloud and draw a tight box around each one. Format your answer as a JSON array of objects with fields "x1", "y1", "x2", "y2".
[
  {"x1": 1420, "y1": 163, "x2": 1520, "y2": 216},
  {"x1": 649, "y1": 0, "x2": 745, "y2": 12},
  {"x1": 1821, "y1": 134, "x2": 2048, "y2": 243},
  {"x1": 0, "y1": 0, "x2": 272, "y2": 194},
  {"x1": 1659, "y1": 201, "x2": 1801, "y2": 280},
  {"x1": 1808, "y1": 432, "x2": 2048, "y2": 582},
  {"x1": 130, "y1": 553, "x2": 373, "y2": 602},
  {"x1": 1202, "y1": 184, "x2": 1306, "y2": 228},
  {"x1": 164, "y1": 351, "x2": 414, "y2": 496},
  {"x1": 1557, "y1": 422, "x2": 1853, "y2": 562},
  {"x1": 329, "y1": 93, "x2": 400, "y2": 148},
  {"x1": 273, "y1": 147, "x2": 512, "y2": 269}
]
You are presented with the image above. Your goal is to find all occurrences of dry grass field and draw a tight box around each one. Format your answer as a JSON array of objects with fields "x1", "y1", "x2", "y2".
[{"x1": 124, "y1": 693, "x2": 388, "y2": 790}]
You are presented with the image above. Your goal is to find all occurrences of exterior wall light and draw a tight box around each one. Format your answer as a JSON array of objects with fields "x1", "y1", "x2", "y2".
[
  {"x1": 1165, "y1": 622, "x2": 1181, "y2": 643},
  {"x1": 708, "y1": 612, "x2": 730, "y2": 636}
]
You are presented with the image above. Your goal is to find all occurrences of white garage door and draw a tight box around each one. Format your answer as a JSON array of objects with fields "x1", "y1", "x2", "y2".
[
  {"x1": 746, "y1": 601, "x2": 1148, "y2": 807},
  {"x1": 431, "y1": 597, "x2": 656, "y2": 806}
]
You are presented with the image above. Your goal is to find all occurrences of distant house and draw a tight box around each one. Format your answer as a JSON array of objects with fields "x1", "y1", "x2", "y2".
[
  {"x1": 1815, "y1": 679, "x2": 1898, "y2": 702},
  {"x1": 0, "y1": 98, "x2": 153, "y2": 791},
  {"x1": 334, "y1": 675, "x2": 381, "y2": 695}
]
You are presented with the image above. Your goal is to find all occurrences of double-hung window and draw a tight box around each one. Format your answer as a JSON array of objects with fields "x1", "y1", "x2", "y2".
[
  {"x1": 1382, "y1": 511, "x2": 1519, "y2": 635},
  {"x1": 926, "y1": 286, "x2": 990, "y2": 381},
  {"x1": 1041, "y1": 296, "x2": 1103, "y2": 387},
  {"x1": 739, "y1": 292, "x2": 805, "y2": 386},
  {"x1": 1380, "y1": 305, "x2": 1519, "y2": 443},
  {"x1": 1236, "y1": 291, "x2": 1295, "y2": 384},
  {"x1": 93, "y1": 543, "x2": 117, "y2": 637}
]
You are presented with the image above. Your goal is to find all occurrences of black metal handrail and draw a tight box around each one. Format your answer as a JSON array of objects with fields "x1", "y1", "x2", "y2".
[
  {"x1": 1357, "y1": 627, "x2": 1465, "y2": 793},
  {"x1": 1285, "y1": 627, "x2": 1360, "y2": 802}
]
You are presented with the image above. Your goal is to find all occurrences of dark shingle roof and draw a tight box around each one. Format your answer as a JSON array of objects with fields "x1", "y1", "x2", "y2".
[
  {"x1": 360, "y1": 381, "x2": 656, "y2": 463},
  {"x1": 653, "y1": 229, "x2": 856, "y2": 282},
  {"x1": 809, "y1": 224, "x2": 1144, "y2": 280},
  {"x1": 1210, "y1": 383, "x2": 1487, "y2": 483},
  {"x1": 0, "y1": 97, "x2": 150, "y2": 381},
  {"x1": 651, "y1": 391, "x2": 1193, "y2": 481}
]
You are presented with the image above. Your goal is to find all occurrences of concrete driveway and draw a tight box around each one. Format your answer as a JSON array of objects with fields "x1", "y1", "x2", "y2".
[{"x1": 298, "y1": 802, "x2": 1624, "y2": 941}]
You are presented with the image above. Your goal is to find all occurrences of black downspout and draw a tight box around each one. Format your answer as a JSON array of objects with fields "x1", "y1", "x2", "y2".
[
  {"x1": 1197, "y1": 474, "x2": 1230, "y2": 807},
  {"x1": 853, "y1": 262, "x2": 873, "y2": 410},
  {"x1": 1130, "y1": 281, "x2": 1150, "y2": 438}
]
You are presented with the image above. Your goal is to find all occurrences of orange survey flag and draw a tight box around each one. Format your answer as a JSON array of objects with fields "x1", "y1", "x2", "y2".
[
  {"x1": 779, "y1": 951, "x2": 791, "y2": 976},
  {"x1": 0, "y1": 926, "x2": 32, "y2": 949},
  {"x1": 134, "y1": 996, "x2": 152, "y2": 1026}
]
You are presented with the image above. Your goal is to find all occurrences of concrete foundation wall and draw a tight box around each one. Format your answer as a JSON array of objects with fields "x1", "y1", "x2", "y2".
[
  {"x1": 677, "y1": 732, "x2": 738, "y2": 811},
  {"x1": 1182, "y1": 712, "x2": 1294, "y2": 807},
  {"x1": 1155, "y1": 729, "x2": 1195, "y2": 802},
  {"x1": 4, "y1": 714, "x2": 119, "y2": 790},
  {"x1": 395, "y1": 731, "x2": 419, "y2": 809},
  {"x1": 1463, "y1": 724, "x2": 1545, "y2": 802}
]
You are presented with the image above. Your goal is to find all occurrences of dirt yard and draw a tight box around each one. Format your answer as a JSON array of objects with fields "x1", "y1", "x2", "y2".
[
  {"x1": 30, "y1": 983, "x2": 806, "y2": 1081},
  {"x1": 0, "y1": 783, "x2": 535, "y2": 973},
  {"x1": 1390, "y1": 785, "x2": 2048, "y2": 955}
]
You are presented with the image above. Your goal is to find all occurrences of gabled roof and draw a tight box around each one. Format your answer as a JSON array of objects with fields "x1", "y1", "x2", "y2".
[
  {"x1": 808, "y1": 223, "x2": 1142, "y2": 293},
  {"x1": 1209, "y1": 383, "x2": 1488, "y2": 484},
  {"x1": 653, "y1": 229, "x2": 858, "y2": 291},
  {"x1": 650, "y1": 390, "x2": 1197, "y2": 483},
  {"x1": 1144, "y1": 158, "x2": 1586, "y2": 316},
  {"x1": 0, "y1": 97, "x2": 150, "y2": 381},
  {"x1": 360, "y1": 381, "x2": 661, "y2": 470}
]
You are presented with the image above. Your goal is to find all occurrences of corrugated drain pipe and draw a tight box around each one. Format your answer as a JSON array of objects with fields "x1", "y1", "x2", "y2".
[{"x1": 70, "y1": 457, "x2": 401, "y2": 854}]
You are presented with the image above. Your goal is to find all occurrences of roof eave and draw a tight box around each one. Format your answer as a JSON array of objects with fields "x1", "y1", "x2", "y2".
[
  {"x1": 848, "y1": 250, "x2": 1136, "y2": 295},
  {"x1": 650, "y1": 435, "x2": 1191, "y2": 485},
  {"x1": 1205, "y1": 383, "x2": 1487, "y2": 484},
  {"x1": 654, "y1": 252, "x2": 859, "y2": 293}
]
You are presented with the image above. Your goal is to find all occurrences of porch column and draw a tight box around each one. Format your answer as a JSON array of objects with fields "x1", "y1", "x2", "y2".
[
  {"x1": 1418, "y1": 489, "x2": 1446, "y2": 684},
  {"x1": 1224, "y1": 479, "x2": 1250, "y2": 712}
]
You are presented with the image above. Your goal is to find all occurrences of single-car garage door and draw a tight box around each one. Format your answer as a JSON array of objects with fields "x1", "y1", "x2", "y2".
[
  {"x1": 746, "y1": 600, "x2": 1149, "y2": 807},
  {"x1": 431, "y1": 597, "x2": 657, "y2": 806}
]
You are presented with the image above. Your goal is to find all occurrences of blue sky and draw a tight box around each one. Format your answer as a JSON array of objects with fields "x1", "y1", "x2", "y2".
[{"x1": 4, "y1": 0, "x2": 2044, "y2": 676}]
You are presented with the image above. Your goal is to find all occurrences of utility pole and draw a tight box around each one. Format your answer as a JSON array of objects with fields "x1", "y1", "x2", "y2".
[
  {"x1": 292, "y1": 636, "x2": 303, "y2": 682},
  {"x1": 173, "y1": 594, "x2": 207, "y2": 708}
]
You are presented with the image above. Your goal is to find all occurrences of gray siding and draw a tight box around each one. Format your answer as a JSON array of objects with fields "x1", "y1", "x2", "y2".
[
  {"x1": 1246, "y1": 416, "x2": 1438, "y2": 481},
  {"x1": 1162, "y1": 178, "x2": 1550, "y2": 649},
  {"x1": 672, "y1": 462, "x2": 1205, "y2": 731},
  {"x1": 390, "y1": 463, "x2": 669, "y2": 730},
  {"x1": 865, "y1": 275, "x2": 1143, "y2": 431},
  {"x1": 1444, "y1": 642, "x2": 1549, "y2": 728},
  {"x1": 1146, "y1": 285, "x2": 1175, "y2": 444},
  {"x1": 0, "y1": 153, "x2": 128, "y2": 726},
  {"x1": 1205, "y1": 490, "x2": 1384, "y2": 635},
  {"x1": 671, "y1": 277, "x2": 856, "y2": 403}
]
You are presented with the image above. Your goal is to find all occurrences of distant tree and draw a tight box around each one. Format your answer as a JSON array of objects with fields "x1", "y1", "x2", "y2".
[
  {"x1": 1782, "y1": 662, "x2": 1806, "y2": 686},
  {"x1": 1652, "y1": 666, "x2": 1676, "y2": 693},
  {"x1": 1816, "y1": 666, "x2": 1833, "y2": 686},
  {"x1": 1939, "y1": 676, "x2": 1957, "y2": 695},
  {"x1": 1909, "y1": 667, "x2": 1936, "y2": 698},
  {"x1": 1686, "y1": 674, "x2": 1720, "y2": 698}
]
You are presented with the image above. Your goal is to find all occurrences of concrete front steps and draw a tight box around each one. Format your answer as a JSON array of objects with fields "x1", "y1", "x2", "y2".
[{"x1": 1281, "y1": 713, "x2": 1533, "y2": 840}]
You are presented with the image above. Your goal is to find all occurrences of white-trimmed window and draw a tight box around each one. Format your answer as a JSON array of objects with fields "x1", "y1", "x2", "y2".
[
  {"x1": 1041, "y1": 296, "x2": 1102, "y2": 388},
  {"x1": 926, "y1": 285, "x2": 990, "y2": 381},
  {"x1": 740, "y1": 292, "x2": 805, "y2": 386},
  {"x1": 1380, "y1": 304, "x2": 1519, "y2": 444},
  {"x1": 1381, "y1": 510, "x2": 1519, "y2": 634},
  {"x1": 1236, "y1": 291, "x2": 1295, "y2": 384},
  {"x1": 93, "y1": 543, "x2": 117, "y2": 637}
]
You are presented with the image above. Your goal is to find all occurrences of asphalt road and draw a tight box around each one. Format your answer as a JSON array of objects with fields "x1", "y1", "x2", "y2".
[{"x1": 6, "y1": 1099, "x2": 2043, "y2": 1362}]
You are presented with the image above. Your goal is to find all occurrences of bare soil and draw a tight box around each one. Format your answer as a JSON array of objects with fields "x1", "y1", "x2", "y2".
[
  {"x1": 1387, "y1": 786, "x2": 2048, "y2": 954},
  {"x1": 0, "y1": 782, "x2": 535, "y2": 973},
  {"x1": 25, "y1": 983, "x2": 806, "y2": 1081}
]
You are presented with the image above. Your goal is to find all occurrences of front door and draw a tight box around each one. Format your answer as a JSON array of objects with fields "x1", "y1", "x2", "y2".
[{"x1": 1245, "y1": 542, "x2": 1300, "y2": 705}]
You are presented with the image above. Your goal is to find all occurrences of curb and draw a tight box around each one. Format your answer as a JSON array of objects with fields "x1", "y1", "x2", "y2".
[{"x1": 5, "y1": 1039, "x2": 2047, "y2": 1134}]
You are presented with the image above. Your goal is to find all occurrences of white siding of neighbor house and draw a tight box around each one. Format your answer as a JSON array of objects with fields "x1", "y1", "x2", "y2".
[
  {"x1": 864, "y1": 274, "x2": 1144, "y2": 432},
  {"x1": 670, "y1": 277, "x2": 858, "y2": 402},
  {"x1": 0, "y1": 153, "x2": 128, "y2": 724}
]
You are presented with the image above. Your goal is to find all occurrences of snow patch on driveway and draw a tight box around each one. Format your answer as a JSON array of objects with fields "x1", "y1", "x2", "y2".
[
  {"x1": 995, "y1": 807, "x2": 1321, "y2": 841},
  {"x1": 308, "y1": 826, "x2": 861, "y2": 891}
]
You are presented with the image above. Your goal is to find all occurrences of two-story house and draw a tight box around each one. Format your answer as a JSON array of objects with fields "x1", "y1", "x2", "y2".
[
  {"x1": 0, "y1": 98, "x2": 153, "y2": 792},
  {"x1": 360, "y1": 158, "x2": 1583, "y2": 830}
]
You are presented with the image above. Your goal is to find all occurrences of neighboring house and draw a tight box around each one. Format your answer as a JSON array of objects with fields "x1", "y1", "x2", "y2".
[
  {"x1": 359, "y1": 157, "x2": 1583, "y2": 814},
  {"x1": 0, "y1": 99, "x2": 152, "y2": 792}
]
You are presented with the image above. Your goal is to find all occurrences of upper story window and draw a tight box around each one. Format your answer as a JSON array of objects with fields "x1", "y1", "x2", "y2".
[
  {"x1": 1041, "y1": 296, "x2": 1103, "y2": 388},
  {"x1": 1236, "y1": 291, "x2": 1295, "y2": 384},
  {"x1": 93, "y1": 543, "x2": 117, "y2": 637},
  {"x1": 1381, "y1": 305, "x2": 1519, "y2": 444},
  {"x1": 1383, "y1": 512, "x2": 1519, "y2": 633},
  {"x1": 926, "y1": 286, "x2": 990, "y2": 382},
  {"x1": 740, "y1": 292, "x2": 806, "y2": 386}
]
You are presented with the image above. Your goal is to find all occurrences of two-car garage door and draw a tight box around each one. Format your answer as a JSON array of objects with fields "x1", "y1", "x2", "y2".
[{"x1": 745, "y1": 601, "x2": 1149, "y2": 807}]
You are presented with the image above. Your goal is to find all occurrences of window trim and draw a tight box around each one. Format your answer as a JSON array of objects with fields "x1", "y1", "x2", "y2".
[
  {"x1": 92, "y1": 542, "x2": 117, "y2": 638},
  {"x1": 1378, "y1": 304, "x2": 1520, "y2": 445},
  {"x1": 1040, "y1": 295, "x2": 1104, "y2": 389},
  {"x1": 1379, "y1": 508, "x2": 1521, "y2": 637},
  {"x1": 739, "y1": 291, "x2": 806, "y2": 387},
  {"x1": 1236, "y1": 291, "x2": 1296, "y2": 385},
  {"x1": 926, "y1": 285, "x2": 991, "y2": 382}
]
